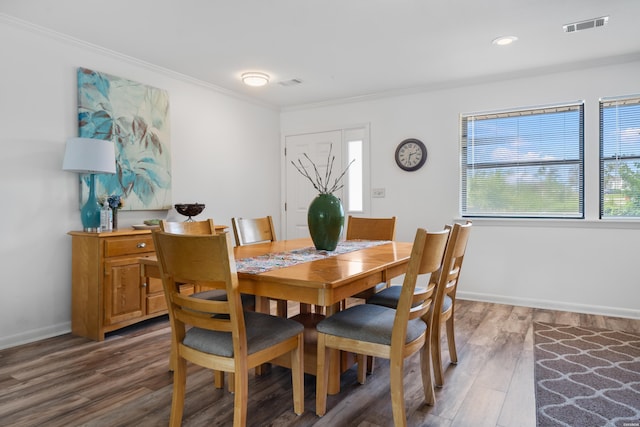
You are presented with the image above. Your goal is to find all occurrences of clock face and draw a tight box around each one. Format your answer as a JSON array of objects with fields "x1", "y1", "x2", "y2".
[{"x1": 395, "y1": 138, "x2": 427, "y2": 171}]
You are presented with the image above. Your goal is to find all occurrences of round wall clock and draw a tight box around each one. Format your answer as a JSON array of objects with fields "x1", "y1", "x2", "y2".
[{"x1": 395, "y1": 138, "x2": 427, "y2": 171}]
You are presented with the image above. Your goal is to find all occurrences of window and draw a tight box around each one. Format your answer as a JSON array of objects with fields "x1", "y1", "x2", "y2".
[
  {"x1": 461, "y1": 103, "x2": 584, "y2": 218},
  {"x1": 600, "y1": 96, "x2": 640, "y2": 219},
  {"x1": 347, "y1": 139, "x2": 363, "y2": 212}
]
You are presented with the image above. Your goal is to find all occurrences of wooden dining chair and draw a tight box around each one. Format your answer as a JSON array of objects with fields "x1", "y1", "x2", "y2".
[
  {"x1": 160, "y1": 218, "x2": 255, "y2": 390},
  {"x1": 231, "y1": 216, "x2": 288, "y2": 317},
  {"x1": 152, "y1": 231, "x2": 304, "y2": 427},
  {"x1": 345, "y1": 215, "x2": 397, "y2": 242},
  {"x1": 367, "y1": 220, "x2": 472, "y2": 387},
  {"x1": 344, "y1": 215, "x2": 397, "y2": 305},
  {"x1": 161, "y1": 218, "x2": 216, "y2": 235},
  {"x1": 315, "y1": 228, "x2": 449, "y2": 426},
  {"x1": 160, "y1": 219, "x2": 255, "y2": 311},
  {"x1": 231, "y1": 216, "x2": 277, "y2": 246}
]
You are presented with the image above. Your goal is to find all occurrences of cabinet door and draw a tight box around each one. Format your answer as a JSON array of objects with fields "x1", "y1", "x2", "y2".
[{"x1": 104, "y1": 256, "x2": 145, "y2": 325}]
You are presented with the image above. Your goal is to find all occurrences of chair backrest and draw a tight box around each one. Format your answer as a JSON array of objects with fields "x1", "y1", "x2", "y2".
[
  {"x1": 160, "y1": 218, "x2": 216, "y2": 235},
  {"x1": 431, "y1": 221, "x2": 472, "y2": 314},
  {"x1": 345, "y1": 215, "x2": 396, "y2": 241},
  {"x1": 392, "y1": 228, "x2": 449, "y2": 348},
  {"x1": 231, "y1": 216, "x2": 276, "y2": 246},
  {"x1": 152, "y1": 231, "x2": 247, "y2": 358}
]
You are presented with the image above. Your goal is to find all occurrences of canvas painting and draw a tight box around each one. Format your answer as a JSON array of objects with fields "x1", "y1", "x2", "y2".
[{"x1": 77, "y1": 67, "x2": 172, "y2": 210}]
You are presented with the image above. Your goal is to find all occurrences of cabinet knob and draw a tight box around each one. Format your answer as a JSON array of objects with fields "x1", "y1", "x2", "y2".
[
  {"x1": 142, "y1": 282, "x2": 148, "y2": 288},
  {"x1": 137, "y1": 242, "x2": 147, "y2": 248}
]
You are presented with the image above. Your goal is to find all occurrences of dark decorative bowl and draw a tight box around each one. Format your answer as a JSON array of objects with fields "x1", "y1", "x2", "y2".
[{"x1": 174, "y1": 203, "x2": 205, "y2": 221}]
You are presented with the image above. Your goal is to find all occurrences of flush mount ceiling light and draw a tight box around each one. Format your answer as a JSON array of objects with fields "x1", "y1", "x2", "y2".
[
  {"x1": 492, "y1": 35, "x2": 518, "y2": 46},
  {"x1": 241, "y1": 72, "x2": 270, "y2": 87}
]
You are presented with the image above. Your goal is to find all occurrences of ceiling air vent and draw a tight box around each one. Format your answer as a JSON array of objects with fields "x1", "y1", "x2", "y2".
[
  {"x1": 278, "y1": 79, "x2": 303, "y2": 87},
  {"x1": 563, "y1": 16, "x2": 609, "y2": 33}
]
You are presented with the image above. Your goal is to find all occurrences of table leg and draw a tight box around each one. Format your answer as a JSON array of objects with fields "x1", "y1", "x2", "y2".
[
  {"x1": 255, "y1": 295, "x2": 271, "y2": 376},
  {"x1": 326, "y1": 302, "x2": 342, "y2": 395}
]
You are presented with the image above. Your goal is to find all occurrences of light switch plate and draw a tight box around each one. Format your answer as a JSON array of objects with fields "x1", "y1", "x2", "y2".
[{"x1": 372, "y1": 188, "x2": 385, "y2": 198}]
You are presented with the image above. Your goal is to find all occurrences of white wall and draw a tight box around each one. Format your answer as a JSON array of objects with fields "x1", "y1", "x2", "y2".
[
  {"x1": 0, "y1": 18, "x2": 281, "y2": 349},
  {"x1": 281, "y1": 61, "x2": 640, "y2": 320},
  {"x1": 2, "y1": 15, "x2": 639, "y2": 351}
]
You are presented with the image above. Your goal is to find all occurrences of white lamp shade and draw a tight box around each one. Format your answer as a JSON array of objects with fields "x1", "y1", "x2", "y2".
[{"x1": 63, "y1": 137, "x2": 117, "y2": 174}]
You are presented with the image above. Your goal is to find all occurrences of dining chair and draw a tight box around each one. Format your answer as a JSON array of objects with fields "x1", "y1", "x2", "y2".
[
  {"x1": 231, "y1": 215, "x2": 277, "y2": 246},
  {"x1": 160, "y1": 219, "x2": 255, "y2": 310},
  {"x1": 231, "y1": 216, "x2": 288, "y2": 317},
  {"x1": 160, "y1": 218, "x2": 255, "y2": 390},
  {"x1": 315, "y1": 228, "x2": 449, "y2": 426},
  {"x1": 343, "y1": 215, "x2": 397, "y2": 306},
  {"x1": 345, "y1": 215, "x2": 397, "y2": 241},
  {"x1": 367, "y1": 220, "x2": 472, "y2": 387},
  {"x1": 152, "y1": 231, "x2": 304, "y2": 427}
]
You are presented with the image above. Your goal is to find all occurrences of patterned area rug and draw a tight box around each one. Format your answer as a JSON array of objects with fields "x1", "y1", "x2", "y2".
[{"x1": 534, "y1": 322, "x2": 640, "y2": 427}]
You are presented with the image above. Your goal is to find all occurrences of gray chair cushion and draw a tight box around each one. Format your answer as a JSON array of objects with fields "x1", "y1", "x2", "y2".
[
  {"x1": 365, "y1": 285, "x2": 427, "y2": 309},
  {"x1": 367, "y1": 286, "x2": 453, "y2": 313},
  {"x1": 316, "y1": 304, "x2": 426, "y2": 346},
  {"x1": 183, "y1": 311, "x2": 303, "y2": 357},
  {"x1": 192, "y1": 289, "x2": 256, "y2": 308}
]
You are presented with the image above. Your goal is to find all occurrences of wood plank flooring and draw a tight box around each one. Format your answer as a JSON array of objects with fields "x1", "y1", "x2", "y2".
[{"x1": 1, "y1": 300, "x2": 639, "y2": 427}]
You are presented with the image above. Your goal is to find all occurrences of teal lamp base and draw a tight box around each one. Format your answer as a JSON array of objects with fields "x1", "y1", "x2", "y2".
[{"x1": 80, "y1": 173, "x2": 101, "y2": 232}]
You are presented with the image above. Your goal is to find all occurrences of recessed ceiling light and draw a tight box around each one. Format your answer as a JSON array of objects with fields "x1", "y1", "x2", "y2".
[
  {"x1": 241, "y1": 72, "x2": 270, "y2": 87},
  {"x1": 492, "y1": 36, "x2": 518, "y2": 46}
]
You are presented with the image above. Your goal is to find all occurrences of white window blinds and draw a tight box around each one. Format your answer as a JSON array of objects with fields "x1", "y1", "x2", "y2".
[
  {"x1": 600, "y1": 96, "x2": 640, "y2": 218},
  {"x1": 461, "y1": 103, "x2": 584, "y2": 218}
]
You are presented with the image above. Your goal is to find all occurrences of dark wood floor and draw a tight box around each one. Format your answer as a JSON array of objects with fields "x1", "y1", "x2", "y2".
[{"x1": 1, "y1": 300, "x2": 639, "y2": 427}]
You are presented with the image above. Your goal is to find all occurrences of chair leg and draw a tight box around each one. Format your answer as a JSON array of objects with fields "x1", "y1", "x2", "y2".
[
  {"x1": 389, "y1": 355, "x2": 407, "y2": 427},
  {"x1": 420, "y1": 341, "x2": 436, "y2": 406},
  {"x1": 367, "y1": 355, "x2": 375, "y2": 374},
  {"x1": 446, "y1": 316, "x2": 458, "y2": 364},
  {"x1": 315, "y1": 333, "x2": 329, "y2": 416},
  {"x1": 228, "y1": 373, "x2": 235, "y2": 393},
  {"x1": 232, "y1": 368, "x2": 249, "y2": 427},
  {"x1": 214, "y1": 370, "x2": 224, "y2": 389},
  {"x1": 291, "y1": 334, "x2": 304, "y2": 415},
  {"x1": 431, "y1": 324, "x2": 445, "y2": 388},
  {"x1": 276, "y1": 299, "x2": 288, "y2": 317},
  {"x1": 169, "y1": 357, "x2": 187, "y2": 427},
  {"x1": 356, "y1": 354, "x2": 367, "y2": 384}
]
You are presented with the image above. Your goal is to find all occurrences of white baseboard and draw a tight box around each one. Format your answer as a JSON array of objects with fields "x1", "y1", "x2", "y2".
[
  {"x1": 0, "y1": 322, "x2": 71, "y2": 351},
  {"x1": 457, "y1": 291, "x2": 640, "y2": 320}
]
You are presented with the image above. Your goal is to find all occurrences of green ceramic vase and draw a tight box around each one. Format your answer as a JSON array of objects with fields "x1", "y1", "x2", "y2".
[{"x1": 307, "y1": 193, "x2": 344, "y2": 251}]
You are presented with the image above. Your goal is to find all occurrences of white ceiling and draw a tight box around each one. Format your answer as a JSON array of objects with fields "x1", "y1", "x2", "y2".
[{"x1": 2, "y1": 0, "x2": 640, "y2": 108}]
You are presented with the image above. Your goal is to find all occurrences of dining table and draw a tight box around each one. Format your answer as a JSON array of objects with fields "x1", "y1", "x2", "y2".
[{"x1": 140, "y1": 235, "x2": 413, "y2": 394}]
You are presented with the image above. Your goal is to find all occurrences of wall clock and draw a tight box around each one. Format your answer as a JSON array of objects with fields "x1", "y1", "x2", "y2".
[{"x1": 395, "y1": 138, "x2": 427, "y2": 171}]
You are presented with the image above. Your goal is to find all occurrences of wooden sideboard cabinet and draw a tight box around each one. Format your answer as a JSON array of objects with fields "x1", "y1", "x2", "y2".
[{"x1": 69, "y1": 229, "x2": 169, "y2": 341}]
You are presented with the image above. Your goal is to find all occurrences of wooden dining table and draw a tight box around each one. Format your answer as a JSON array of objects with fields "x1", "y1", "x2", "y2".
[{"x1": 140, "y1": 236, "x2": 413, "y2": 394}]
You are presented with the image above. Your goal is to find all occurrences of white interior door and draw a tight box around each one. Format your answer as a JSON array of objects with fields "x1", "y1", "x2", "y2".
[{"x1": 285, "y1": 131, "x2": 343, "y2": 239}]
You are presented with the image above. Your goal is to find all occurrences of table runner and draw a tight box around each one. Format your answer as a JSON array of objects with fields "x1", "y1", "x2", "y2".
[{"x1": 236, "y1": 240, "x2": 390, "y2": 274}]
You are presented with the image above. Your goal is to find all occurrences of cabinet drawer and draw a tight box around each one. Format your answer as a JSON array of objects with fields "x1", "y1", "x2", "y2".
[
  {"x1": 147, "y1": 279, "x2": 195, "y2": 295},
  {"x1": 104, "y1": 235, "x2": 154, "y2": 257},
  {"x1": 178, "y1": 284, "x2": 195, "y2": 295},
  {"x1": 147, "y1": 285, "x2": 194, "y2": 314},
  {"x1": 147, "y1": 293, "x2": 167, "y2": 314},
  {"x1": 147, "y1": 277, "x2": 163, "y2": 294}
]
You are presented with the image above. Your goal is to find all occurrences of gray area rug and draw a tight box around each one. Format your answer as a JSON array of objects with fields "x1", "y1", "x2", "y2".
[{"x1": 534, "y1": 322, "x2": 640, "y2": 427}]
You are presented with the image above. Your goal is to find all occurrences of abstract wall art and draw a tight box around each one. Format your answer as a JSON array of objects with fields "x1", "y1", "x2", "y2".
[{"x1": 77, "y1": 67, "x2": 172, "y2": 210}]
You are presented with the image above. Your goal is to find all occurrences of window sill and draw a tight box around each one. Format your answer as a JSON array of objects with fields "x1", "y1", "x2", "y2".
[{"x1": 456, "y1": 217, "x2": 640, "y2": 230}]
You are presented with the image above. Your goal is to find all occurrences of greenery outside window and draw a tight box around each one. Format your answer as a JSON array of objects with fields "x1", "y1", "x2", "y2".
[
  {"x1": 461, "y1": 103, "x2": 584, "y2": 218},
  {"x1": 600, "y1": 96, "x2": 640, "y2": 219}
]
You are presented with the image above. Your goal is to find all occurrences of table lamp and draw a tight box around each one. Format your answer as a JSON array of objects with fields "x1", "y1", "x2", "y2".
[{"x1": 63, "y1": 137, "x2": 116, "y2": 231}]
